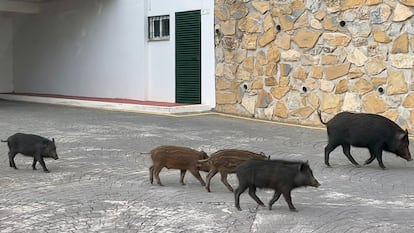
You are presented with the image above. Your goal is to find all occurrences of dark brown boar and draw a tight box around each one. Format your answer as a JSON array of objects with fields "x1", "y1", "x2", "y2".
[
  {"x1": 234, "y1": 159, "x2": 320, "y2": 211},
  {"x1": 197, "y1": 149, "x2": 268, "y2": 192},
  {"x1": 149, "y1": 145, "x2": 210, "y2": 186},
  {"x1": 318, "y1": 110, "x2": 412, "y2": 169}
]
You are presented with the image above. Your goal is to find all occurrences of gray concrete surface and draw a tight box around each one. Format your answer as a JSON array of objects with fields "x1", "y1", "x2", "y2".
[{"x1": 0, "y1": 100, "x2": 413, "y2": 233}]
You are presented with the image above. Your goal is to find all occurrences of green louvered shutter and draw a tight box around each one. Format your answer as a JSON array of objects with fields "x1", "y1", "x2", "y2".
[{"x1": 175, "y1": 10, "x2": 201, "y2": 104}]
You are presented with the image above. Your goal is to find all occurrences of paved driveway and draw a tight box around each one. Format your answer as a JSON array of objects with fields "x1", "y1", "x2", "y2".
[{"x1": 0, "y1": 100, "x2": 413, "y2": 233}]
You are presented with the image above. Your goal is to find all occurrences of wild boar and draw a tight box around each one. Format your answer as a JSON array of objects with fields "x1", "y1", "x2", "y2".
[
  {"x1": 1, "y1": 133, "x2": 59, "y2": 172},
  {"x1": 149, "y1": 145, "x2": 210, "y2": 186},
  {"x1": 197, "y1": 149, "x2": 268, "y2": 192},
  {"x1": 318, "y1": 110, "x2": 412, "y2": 169},
  {"x1": 234, "y1": 159, "x2": 320, "y2": 211}
]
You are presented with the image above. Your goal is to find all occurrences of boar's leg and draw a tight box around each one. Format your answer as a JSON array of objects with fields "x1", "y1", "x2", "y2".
[
  {"x1": 153, "y1": 166, "x2": 164, "y2": 186},
  {"x1": 220, "y1": 172, "x2": 234, "y2": 192},
  {"x1": 268, "y1": 191, "x2": 281, "y2": 210},
  {"x1": 234, "y1": 184, "x2": 248, "y2": 211},
  {"x1": 341, "y1": 144, "x2": 360, "y2": 167},
  {"x1": 364, "y1": 148, "x2": 376, "y2": 165},
  {"x1": 32, "y1": 158, "x2": 37, "y2": 170},
  {"x1": 189, "y1": 168, "x2": 206, "y2": 186},
  {"x1": 8, "y1": 151, "x2": 18, "y2": 169},
  {"x1": 149, "y1": 166, "x2": 154, "y2": 184},
  {"x1": 180, "y1": 169, "x2": 187, "y2": 185},
  {"x1": 324, "y1": 143, "x2": 338, "y2": 167},
  {"x1": 282, "y1": 191, "x2": 297, "y2": 211},
  {"x1": 37, "y1": 156, "x2": 49, "y2": 173},
  {"x1": 248, "y1": 186, "x2": 265, "y2": 207},
  {"x1": 206, "y1": 169, "x2": 218, "y2": 192},
  {"x1": 375, "y1": 150, "x2": 386, "y2": 169}
]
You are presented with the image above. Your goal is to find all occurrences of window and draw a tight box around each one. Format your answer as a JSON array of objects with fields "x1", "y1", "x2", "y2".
[{"x1": 148, "y1": 15, "x2": 170, "y2": 41}]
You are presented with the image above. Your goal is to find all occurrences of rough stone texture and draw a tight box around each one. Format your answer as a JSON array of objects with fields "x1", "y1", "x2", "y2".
[
  {"x1": 324, "y1": 63, "x2": 350, "y2": 80},
  {"x1": 363, "y1": 92, "x2": 387, "y2": 113},
  {"x1": 387, "y1": 70, "x2": 408, "y2": 95},
  {"x1": 215, "y1": 0, "x2": 414, "y2": 130},
  {"x1": 291, "y1": 107, "x2": 314, "y2": 118},
  {"x1": 216, "y1": 91, "x2": 238, "y2": 104},
  {"x1": 274, "y1": 101, "x2": 288, "y2": 118},
  {"x1": 293, "y1": 29, "x2": 321, "y2": 48},
  {"x1": 403, "y1": 93, "x2": 414, "y2": 108}
]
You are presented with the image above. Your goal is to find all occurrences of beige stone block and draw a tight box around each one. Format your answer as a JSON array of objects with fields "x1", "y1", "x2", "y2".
[
  {"x1": 279, "y1": 76, "x2": 290, "y2": 87},
  {"x1": 347, "y1": 48, "x2": 368, "y2": 67},
  {"x1": 274, "y1": 101, "x2": 288, "y2": 118},
  {"x1": 236, "y1": 69, "x2": 251, "y2": 81},
  {"x1": 216, "y1": 104, "x2": 252, "y2": 117},
  {"x1": 238, "y1": 12, "x2": 262, "y2": 33},
  {"x1": 230, "y1": 2, "x2": 249, "y2": 20},
  {"x1": 381, "y1": 109, "x2": 399, "y2": 122},
  {"x1": 281, "y1": 50, "x2": 301, "y2": 61},
  {"x1": 216, "y1": 63, "x2": 224, "y2": 77},
  {"x1": 215, "y1": 5, "x2": 229, "y2": 21},
  {"x1": 353, "y1": 78, "x2": 373, "y2": 95},
  {"x1": 307, "y1": 92, "x2": 320, "y2": 108},
  {"x1": 221, "y1": 20, "x2": 236, "y2": 36},
  {"x1": 305, "y1": 78, "x2": 318, "y2": 91},
  {"x1": 310, "y1": 18, "x2": 323, "y2": 30},
  {"x1": 392, "y1": 32, "x2": 409, "y2": 54},
  {"x1": 365, "y1": 57, "x2": 386, "y2": 75},
  {"x1": 390, "y1": 54, "x2": 414, "y2": 69},
  {"x1": 323, "y1": 16, "x2": 338, "y2": 31},
  {"x1": 400, "y1": 0, "x2": 414, "y2": 6},
  {"x1": 234, "y1": 49, "x2": 247, "y2": 64},
  {"x1": 256, "y1": 90, "x2": 272, "y2": 108},
  {"x1": 259, "y1": 27, "x2": 277, "y2": 47},
  {"x1": 267, "y1": 44, "x2": 281, "y2": 62},
  {"x1": 241, "y1": 95, "x2": 256, "y2": 115},
  {"x1": 322, "y1": 55, "x2": 338, "y2": 65},
  {"x1": 256, "y1": 51, "x2": 267, "y2": 65},
  {"x1": 255, "y1": 64, "x2": 264, "y2": 76},
  {"x1": 410, "y1": 37, "x2": 414, "y2": 52},
  {"x1": 373, "y1": 29, "x2": 391, "y2": 43},
  {"x1": 320, "y1": 93, "x2": 342, "y2": 114},
  {"x1": 277, "y1": 34, "x2": 291, "y2": 50},
  {"x1": 294, "y1": 11, "x2": 308, "y2": 29},
  {"x1": 251, "y1": 78, "x2": 264, "y2": 89},
  {"x1": 263, "y1": 13, "x2": 274, "y2": 31},
  {"x1": 342, "y1": 0, "x2": 365, "y2": 10},
  {"x1": 293, "y1": 29, "x2": 321, "y2": 48},
  {"x1": 321, "y1": 33, "x2": 351, "y2": 47},
  {"x1": 224, "y1": 49, "x2": 234, "y2": 63},
  {"x1": 224, "y1": 64, "x2": 236, "y2": 80},
  {"x1": 324, "y1": 63, "x2": 350, "y2": 80},
  {"x1": 335, "y1": 79, "x2": 349, "y2": 94},
  {"x1": 366, "y1": 0, "x2": 382, "y2": 5},
  {"x1": 291, "y1": 107, "x2": 314, "y2": 119},
  {"x1": 271, "y1": 87, "x2": 290, "y2": 99},
  {"x1": 403, "y1": 93, "x2": 414, "y2": 108},
  {"x1": 393, "y1": 3, "x2": 413, "y2": 22},
  {"x1": 252, "y1": 1, "x2": 270, "y2": 14},
  {"x1": 216, "y1": 91, "x2": 237, "y2": 104},
  {"x1": 348, "y1": 67, "x2": 363, "y2": 79},
  {"x1": 372, "y1": 77, "x2": 387, "y2": 87},
  {"x1": 265, "y1": 77, "x2": 277, "y2": 86},
  {"x1": 387, "y1": 70, "x2": 408, "y2": 95},
  {"x1": 320, "y1": 80, "x2": 335, "y2": 92},
  {"x1": 311, "y1": 66, "x2": 323, "y2": 79},
  {"x1": 241, "y1": 34, "x2": 258, "y2": 50},
  {"x1": 342, "y1": 93, "x2": 361, "y2": 112},
  {"x1": 293, "y1": 67, "x2": 307, "y2": 81},
  {"x1": 265, "y1": 63, "x2": 277, "y2": 76},
  {"x1": 216, "y1": 78, "x2": 231, "y2": 90},
  {"x1": 363, "y1": 92, "x2": 387, "y2": 113},
  {"x1": 315, "y1": 11, "x2": 326, "y2": 20},
  {"x1": 279, "y1": 15, "x2": 294, "y2": 31},
  {"x1": 243, "y1": 56, "x2": 255, "y2": 73}
]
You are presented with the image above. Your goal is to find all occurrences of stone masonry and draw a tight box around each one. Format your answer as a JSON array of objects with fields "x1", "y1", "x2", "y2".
[{"x1": 214, "y1": 0, "x2": 414, "y2": 131}]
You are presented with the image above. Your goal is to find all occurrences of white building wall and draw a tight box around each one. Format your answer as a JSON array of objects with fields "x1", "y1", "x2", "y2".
[
  {"x1": 0, "y1": 15, "x2": 13, "y2": 93},
  {"x1": 13, "y1": 0, "x2": 147, "y2": 100},
  {"x1": 147, "y1": 0, "x2": 215, "y2": 106}
]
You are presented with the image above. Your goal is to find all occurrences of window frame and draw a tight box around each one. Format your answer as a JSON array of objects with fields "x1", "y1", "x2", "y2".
[{"x1": 148, "y1": 15, "x2": 170, "y2": 41}]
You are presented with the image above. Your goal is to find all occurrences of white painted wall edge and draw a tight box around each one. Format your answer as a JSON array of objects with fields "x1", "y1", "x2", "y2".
[{"x1": 0, "y1": 94, "x2": 213, "y2": 114}]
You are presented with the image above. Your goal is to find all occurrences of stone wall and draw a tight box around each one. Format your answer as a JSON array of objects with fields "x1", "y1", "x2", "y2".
[{"x1": 214, "y1": 0, "x2": 414, "y2": 130}]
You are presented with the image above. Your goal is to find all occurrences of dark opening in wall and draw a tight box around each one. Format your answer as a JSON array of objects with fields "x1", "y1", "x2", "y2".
[
  {"x1": 243, "y1": 84, "x2": 248, "y2": 90},
  {"x1": 378, "y1": 87, "x2": 384, "y2": 94},
  {"x1": 302, "y1": 86, "x2": 307, "y2": 93},
  {"x1": 340, "y1": 21, "x2": 346, "y2": 27},
  {"x1": 276, "y1": 25, "x2": 281, "y2": 31}
]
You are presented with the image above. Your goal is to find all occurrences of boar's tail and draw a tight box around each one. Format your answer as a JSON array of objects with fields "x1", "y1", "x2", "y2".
[
  {"x1": 1, "y1": 139, "x2": 7, "y2": 143},
  {"x1": 317, "y1": 110, "x2": 327, "y2": 125}
]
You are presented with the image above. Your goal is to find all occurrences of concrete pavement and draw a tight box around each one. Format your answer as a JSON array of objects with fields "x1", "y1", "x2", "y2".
[{"x1": 0, "y1": 100, "x2": 413, "y2": 233}]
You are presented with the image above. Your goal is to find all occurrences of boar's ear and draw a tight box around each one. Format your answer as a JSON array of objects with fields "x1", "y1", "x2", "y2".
[{"x1": 397, "y1": 131, "x2": 408, "y2": 141}]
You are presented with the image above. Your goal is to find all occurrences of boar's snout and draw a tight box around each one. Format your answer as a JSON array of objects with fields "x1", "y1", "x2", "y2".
[{"x1": 311, "y1": 179, "x2": 321, "y2": 188}]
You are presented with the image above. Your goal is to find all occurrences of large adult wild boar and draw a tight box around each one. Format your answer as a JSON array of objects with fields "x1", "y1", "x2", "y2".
[
  {"x1": 318, "y1": 110, "x2": 412, "y2": 169},
  {"x1": 1, "y1": 133, "x2": 59, "y2": 172},
  {"x1": 149, "y1": 145, "x2": 210, "y2": 186}
]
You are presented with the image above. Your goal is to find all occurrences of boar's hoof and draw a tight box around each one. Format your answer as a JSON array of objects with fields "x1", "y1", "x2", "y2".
[
  {"x1": 43, "y1": 170, "x2": 50, "y2": 173},
  {"x1": 236, "y1": 207, "x2": 242, "y2": 211},
  {"x1": 289, "y1": 208, "x2": 298, "y2": 212}
]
